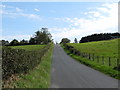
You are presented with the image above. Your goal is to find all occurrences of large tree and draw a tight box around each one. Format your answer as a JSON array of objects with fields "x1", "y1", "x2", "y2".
[
  {"x1": 33, "y1": 28, "x2": 52, "y2": 44},
  {"x1": 60, "y1": 38, "x2": 70, "y2": 44}
]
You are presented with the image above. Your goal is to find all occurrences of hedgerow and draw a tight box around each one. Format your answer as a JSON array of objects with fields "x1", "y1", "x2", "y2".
[{"x1": 2, "y1": 43, "x2": 51, "y2": 82}]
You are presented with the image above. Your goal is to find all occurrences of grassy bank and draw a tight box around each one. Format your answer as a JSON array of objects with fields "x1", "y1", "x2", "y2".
[
  {"x1": 11, "y1": 44, "x2": 53, "y2": 88},
  {"x1": 68, "y1": 39, "x2": 119, "y2": 57},
  {"x1": 66, "y1": 39, "x2": 120, "y2": 68},
  {"x1": 61, "y1": 44, "x2": 120, "y2": 80}
]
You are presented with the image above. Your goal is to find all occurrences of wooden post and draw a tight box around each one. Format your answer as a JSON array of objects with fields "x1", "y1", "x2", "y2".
[
  {"x1": 89, "y1": 53, "x2": 90, "y2": 59},
  {"x1": 93, "y1": 54, "x2": 94, "y2": 61}
]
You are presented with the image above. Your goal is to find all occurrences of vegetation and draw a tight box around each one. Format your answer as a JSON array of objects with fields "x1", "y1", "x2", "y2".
[
  {"x1": 68, "y1": 39, "x2": 119, "y2": 57},
  {"x1": 61, "y1": 44, "x2": 120, "y2": 80},
  {"x1": 60, "y1": 38, "x2": 70, "y2": 44},
  {"x1": 11, "y1": 45, "x2": 46, "y2": 51},
  {"x1": 79, "y1": 32, "x2": 120, "y2": 43},
  {"x1": 74, "y1": 38, "x2": 78, "y2": 43},
  {"x1": 2, "y1": 43, "x2": 52, "y2": 88},
  {"x1": 11, "y1": 44, "x2": 53, "y2": 88},
  {"x1": 2, "y1": 28, "x2": 52, "y2": 46}
]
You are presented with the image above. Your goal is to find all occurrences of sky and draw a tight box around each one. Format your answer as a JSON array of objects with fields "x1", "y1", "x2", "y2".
[{"x1": 1, "y1": 2, "x2": 118, "y2": 43}]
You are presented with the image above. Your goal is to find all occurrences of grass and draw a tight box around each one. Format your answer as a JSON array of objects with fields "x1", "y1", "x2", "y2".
[
  {"x1": 61, "y1": 41, "x2": 120, "y2": 80},
  {"x1": 67, "y1": 39, "x2": 119, "y2": 68},
  {"x1": 11, "y1": 45, "x2": 46, "y2": 51},
  {"x1": 11, "y1": 44, "x2": 53, "y2": 88},
  {"x1": 67, "y1": 38, "x2": 119, "y2": 57}
]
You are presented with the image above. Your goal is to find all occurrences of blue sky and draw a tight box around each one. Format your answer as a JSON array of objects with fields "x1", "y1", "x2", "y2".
[{"x1": 1, "y1": 2, "x2": 118, "y2": 43}]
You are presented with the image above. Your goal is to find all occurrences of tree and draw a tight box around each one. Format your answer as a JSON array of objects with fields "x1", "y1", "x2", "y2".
[
  {"x1": 34, "y1": 28, "x2": 52, "y2": 44},
  {"x1": 1, "y1": 40, "x2": 9, "y2": 46},
  {"x1": 10, "y1": 39, "x2": 19, "y2": 46},
  {"x1": 60, "y1": 38, "x2": 70, "y2": 44},
  {"x1": 20, "y1": 39, "x2": 28, "y2": 45},
  {"x1": 29, "y1": 38, "x2": 36, "y2": 44},
  {"x1": 74, "y1": 38, "x2": 78, "y2": 43}
]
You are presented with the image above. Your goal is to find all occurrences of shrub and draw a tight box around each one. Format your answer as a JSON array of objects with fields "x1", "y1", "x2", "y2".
[{"x1": 2, "y1": 44, "x2": 51, "y2": 81}]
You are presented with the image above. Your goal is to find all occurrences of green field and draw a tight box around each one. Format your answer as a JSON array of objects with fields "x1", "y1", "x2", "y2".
[
  {"x1": 11, "y1": 45, "x2": 46, "y2": 51},
  {"x1": 67, "y1": 39, "x2": 119, "y2": 57},
  {"x1": 65, "y1": 39, "x2": 119, "y2": 68}
]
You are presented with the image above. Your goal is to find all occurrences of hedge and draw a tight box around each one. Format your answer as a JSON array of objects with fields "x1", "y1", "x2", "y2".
[{"x1": 2, "y1": 43, "x2": 51, "y2": 81}]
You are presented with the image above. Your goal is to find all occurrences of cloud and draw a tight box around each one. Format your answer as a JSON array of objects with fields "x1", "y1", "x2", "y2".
[
  {"x1": 52, "y1": 3, "x2": 118, "y2": 43},
  {"x1": 0, "y1": 4, "x2": 6, "y2": 8},
  {"x1": 2, "y1": 34, "x2": 32, "y2": 41},
  {"x1": 2, "y1": 5, "x2": 41, "y2": 20},
  {"x1": 34, "y1": 8, "x2": 39, "y2": 11},
  {"x1": 16, "y1": 7, "x2": 23, "y2": 12}
]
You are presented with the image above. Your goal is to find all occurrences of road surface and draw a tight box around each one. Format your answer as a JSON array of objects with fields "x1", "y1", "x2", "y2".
[{"x1": 51, "y1": 44, "x2": 118, "y2": 88}]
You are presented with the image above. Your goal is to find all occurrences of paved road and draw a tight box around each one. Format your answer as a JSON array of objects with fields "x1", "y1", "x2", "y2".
[{"x1": 50, "y1": 44, "x2": 118, "y2": 88}]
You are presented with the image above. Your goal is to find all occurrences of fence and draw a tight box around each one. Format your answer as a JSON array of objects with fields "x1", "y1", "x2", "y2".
[{"x1": 63, "y1": 43, "x2": 119, "y2": 68}]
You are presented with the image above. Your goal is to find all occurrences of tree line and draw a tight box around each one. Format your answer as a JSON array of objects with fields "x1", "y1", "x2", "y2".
[
  {"x1": 1, "y1": 28, "x2": 52, "y2": 46},
  {"x1": 60, "y1": 32, "x2": 120, "y2": 44}
]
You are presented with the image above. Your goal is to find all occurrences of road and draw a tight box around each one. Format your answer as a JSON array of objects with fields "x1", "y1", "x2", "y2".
[{"x1": 50, "y1": 44, "x2": 118, "y2": 88}]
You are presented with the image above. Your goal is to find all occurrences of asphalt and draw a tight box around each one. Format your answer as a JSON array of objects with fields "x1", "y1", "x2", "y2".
[{"x1": 50, "y1": 44, "x2": 118, "y2": 88}]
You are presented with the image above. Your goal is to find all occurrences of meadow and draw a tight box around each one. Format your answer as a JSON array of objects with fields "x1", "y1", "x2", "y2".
[{"x1": 67, "y1": 38, "x2": 119, "y2": 57}]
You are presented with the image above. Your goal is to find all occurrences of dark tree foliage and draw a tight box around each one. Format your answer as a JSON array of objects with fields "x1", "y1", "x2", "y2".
[
  {"x1": 29, "y1": 38, "x2": 37, "y2": 45},
  {"x1": 79, "y1": 32, "x2": 120, "y2": 43},
  {"x1": 0, "y1": 40, "x2": 9, "y2": 46},
  {"x1": 60, "y1": 38, "x2": 70, "y2": 44},
  {"x1": 19, "y1": 39, "x2": 28, "y2": 45},
  {"x1": 74, "y1": 38, "x2": 78, "y2": 43},
  {"x1": 9, "y1": 39, "x2": 19, "y2": 46}
]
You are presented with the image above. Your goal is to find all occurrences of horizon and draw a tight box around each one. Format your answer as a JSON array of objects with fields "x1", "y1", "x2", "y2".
[{"x1": 1, "y1": 2, "x2": 118, "y2": 43}]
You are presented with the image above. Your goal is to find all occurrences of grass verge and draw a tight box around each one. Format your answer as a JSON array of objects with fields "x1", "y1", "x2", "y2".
[
  {"x1": 11, "y1": 44, "x2": 53, "y2": 88},
  {"x1": 61, "y1": 44, "x2": 120, "y2": 80}
]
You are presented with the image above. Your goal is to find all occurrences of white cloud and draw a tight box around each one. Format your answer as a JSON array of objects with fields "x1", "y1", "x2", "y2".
[
  {"x1": 52, "y1": 3, "x2": 118, "y2": 43},
  {"x1": 2, "y1": 6, "x2": 41, "y2": 20},
  {"x1": 16, "y1": 7, "x2": 23, "y2": 12},
  {"x1": 2, "y1": 34, "x2": 32, "y2": 41},
  {"x1": 0, "y1": 4, "x2": 6, "y2": 8},
  {"x1": 34, "y1": 8, "x2": 39, "y2": 12}
]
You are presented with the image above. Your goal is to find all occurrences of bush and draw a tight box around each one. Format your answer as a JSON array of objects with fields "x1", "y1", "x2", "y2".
[
  {"x1": 2, "y1": 44, "x2": 51, "y2": 81},
  {"x1": 113, "y1": 64, "x2": 120, "y2": 71}
]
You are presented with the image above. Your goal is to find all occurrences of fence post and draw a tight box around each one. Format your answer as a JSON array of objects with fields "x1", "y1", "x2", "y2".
[
  {"x1": 93, "y1": 54, "x2": 94, "y2": 61},
  {"x1": 89, "y1": 53, "x2": 90, "y2": 60},
  {"x1": 117, "y1": 58, "x2": 119, "y2": 66},
  {"x1": 102, "y1": 56, "x2": 104, "y2": 65},
  {"x1": 108, "y1": 57, "x2": 111, "y2": 66}
]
